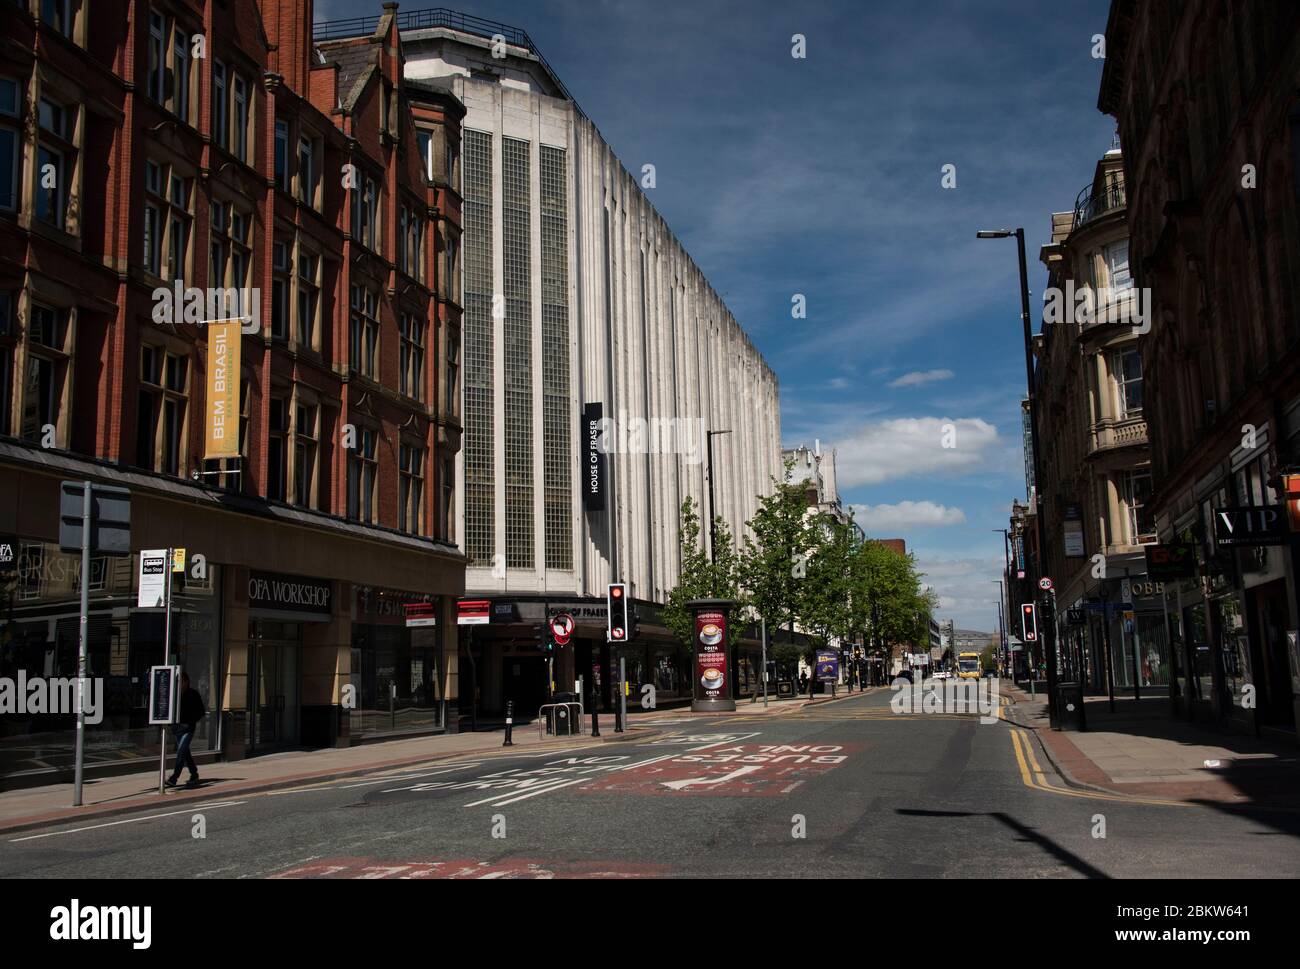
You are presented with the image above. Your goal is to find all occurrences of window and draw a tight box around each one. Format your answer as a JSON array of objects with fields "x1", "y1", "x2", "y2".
[
  {"x1": 399, "y1": 204, "x2": 423, "y2": 280},
  {"x1": 143, "y1": 163, "x2": 162, "y2": 274},
  {"x1": 444, "y1": 330, "x2": 459, "y2": 417},
  {"x1": 0, "y1": 76, "x2": 19, "y2": 211},
  {"x1": 446, "y1": 137, "x2": 457, "y2": 192},
  {"x1": 349, "y1": 284, "x2": 378, "y2": 378},
  {"x1": 399, "y1": 443, "x2": 424, "y2": 534},
  {"x1": 232, "y1": 74, "x2": 248, "y2": 163},
  {"x1": 267, "y1": 395, "x2": 289, "y2": 501},
  {"x1": 294, "y1": 400, "x2": 318, "y2": 508},
  {"x1": 418, "y1": 130, "x2": 433, "y2": 182},
  {"x1": 136, "y1": 344, "x2": 188, "y2": 475},
  {"x1": 399, "y1": 312, "x2": 424, "y2": 400},
  {"x1": 274, "y1": 120, "x2": 289, "y2": 191},
  {"x1": 23, "y1": 303, "x2": 69, "y2": 444},
  {"x1": 1123, "y1": 470, "x2": 1155, "y2": 544},
  {"x1": 296, "y1": 250, "x2": 319, "y2": 348},
  {"x1": 212, "y1": 61, "x2": 226, "y2": 150},
  {"x1": 350, "y1": 172, "x2": 378, "y2": 251},
  {"x1": 1114, "y1": 347, "x2": 1143, "y2": 417},
  {"x1": 209, "y1": 200, "x2": 251, "y2": 318},
  {"x1": 202, "y1": 379, "x2": 248, "y2": 491},
  {"x1": 143, "y1": 160, "x2": 191, "y2": 279},
  {"x1": 297, "y1": 135, "x2": 317, "y2": 207},
  {"x1": 148, "y1": 13, "x2": 165, "y2": 103},
  {"x1": 36, "y1": 97, "x2": 72, "y2": 229},
  {"x1": 271, "y1": 241, "x2": 289, "y2": 340},
  {"x1": 347, "y1": 425, "x2": 377, "y2": 523},
  {"x1": 0, "y1": 291, "x2": 13, "y2": 435},
  {"x1": 440, "y1": 457, "x2": 454, "y2": 542},
  {"x1": 173, "y1": 27, "x2": 189, "y2": 123},
  {"x1": 1104, "y1": 240, "x2": 1132, "y2": 296},
  {"x1": 42, "y1": 0, "x2": 73, "y2": 37}
]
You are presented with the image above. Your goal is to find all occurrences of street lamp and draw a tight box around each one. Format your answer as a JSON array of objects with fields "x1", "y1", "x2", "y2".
[
  {"x1": 705, "y1": 429, "x2": 732, "y2": 575},
  {"x1": 978, "y1": 226, "x2": 1059, "y2": 725}
]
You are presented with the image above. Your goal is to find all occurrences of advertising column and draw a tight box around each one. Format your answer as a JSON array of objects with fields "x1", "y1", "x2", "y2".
[{"x1": 688, "y1": 598, "x2": 735, "y2": 713}]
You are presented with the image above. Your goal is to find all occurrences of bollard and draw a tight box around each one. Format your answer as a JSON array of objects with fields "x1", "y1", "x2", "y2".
[
  {"x1": 503, "y1": 700, "x2": 514, "y2": 747},
  {"x1": 615, "y1": 697, "x2": 624, "y2": 733},
  {"x1": 591, "y1": 704, "x2": 600, "y2": 737}
]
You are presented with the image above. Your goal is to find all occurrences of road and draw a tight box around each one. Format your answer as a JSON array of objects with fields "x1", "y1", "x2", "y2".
[{"x1": 3, "y1": 687, "x2": 1298, "y2": 878}]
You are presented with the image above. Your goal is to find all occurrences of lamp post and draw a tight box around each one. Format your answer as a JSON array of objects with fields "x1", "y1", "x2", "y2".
[
  {"x1": 705, "y1": 429, "x2": 732, "y2": 577},
  {"x1": 979, "y1": 227, "x2": 1058, "y2": 726}
]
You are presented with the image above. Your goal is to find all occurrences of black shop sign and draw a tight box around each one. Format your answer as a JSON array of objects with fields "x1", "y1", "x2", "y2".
[{"x1": 248, "y1": 570, "x2": 332, "y2": 616}]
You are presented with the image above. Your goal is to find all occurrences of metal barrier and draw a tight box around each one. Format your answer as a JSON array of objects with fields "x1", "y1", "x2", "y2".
[{"x1": 537, "y1": 702, "x2": 584, "y2": 739}]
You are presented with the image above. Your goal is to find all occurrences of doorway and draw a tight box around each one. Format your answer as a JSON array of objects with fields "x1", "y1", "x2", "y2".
[{"x1": 249, "y1": 621, "x2": 301, "y2": 751}]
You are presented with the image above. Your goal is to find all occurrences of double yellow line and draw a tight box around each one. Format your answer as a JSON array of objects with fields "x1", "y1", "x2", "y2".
[{"x1": 1009, "y1": 728, "x2": 1190, "y2": 808}]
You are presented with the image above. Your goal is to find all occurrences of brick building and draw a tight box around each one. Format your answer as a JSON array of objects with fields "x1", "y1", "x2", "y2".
[{"x1": 0, "y1": 0, "x2": 466, "y2": 785}]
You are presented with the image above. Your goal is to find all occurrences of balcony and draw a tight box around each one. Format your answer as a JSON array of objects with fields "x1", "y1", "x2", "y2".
[
  {"x1": 1088, "y1": 414, "x2": 1148, "y2": 456},
  {"x1": 1073, "y1": 177, "x2": 1126, "y2": 229}
]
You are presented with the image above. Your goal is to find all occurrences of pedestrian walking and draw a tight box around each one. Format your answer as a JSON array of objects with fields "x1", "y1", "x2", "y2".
[{"x1": 166, "y1": 671, "x2": 205, "y2": 789}]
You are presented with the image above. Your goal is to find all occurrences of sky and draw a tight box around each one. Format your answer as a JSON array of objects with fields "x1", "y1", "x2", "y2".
[{"x1": 317, "y1": 0, "x2": 1118, "y2": 632}]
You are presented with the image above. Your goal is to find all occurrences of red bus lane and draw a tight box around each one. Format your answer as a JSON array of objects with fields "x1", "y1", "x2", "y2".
[{"x1": 583, "y1": 743, "x2": 857, "y2": 797}]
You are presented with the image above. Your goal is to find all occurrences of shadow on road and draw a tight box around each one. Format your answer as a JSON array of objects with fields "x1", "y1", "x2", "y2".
[{"x1": 897, "y1": 807, "x2": 1110, "y2": 879}]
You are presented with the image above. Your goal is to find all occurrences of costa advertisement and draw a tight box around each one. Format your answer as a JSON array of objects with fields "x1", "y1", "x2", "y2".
[{"x1": 694, "y1": 610, "x2": 728, "y2": 700}]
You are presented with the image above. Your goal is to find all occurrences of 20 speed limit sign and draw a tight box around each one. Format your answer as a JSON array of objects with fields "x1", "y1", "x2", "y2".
[{"x1": 1039, "y1": 577, "x2": 1053, "y2": 591}]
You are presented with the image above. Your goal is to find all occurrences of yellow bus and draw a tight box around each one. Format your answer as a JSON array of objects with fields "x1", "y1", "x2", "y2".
[{"x1": 957, "y1": 651, "x2": 982, "y2": 680}]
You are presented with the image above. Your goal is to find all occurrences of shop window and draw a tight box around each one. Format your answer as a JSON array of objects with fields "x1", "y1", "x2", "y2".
[
  {"x1": 399, "y1": 442, "x2": 424, "y2": 534},
  {"x1": 136, "y1": 344, "x2": 188, "y2": 475},
  {"x1": 399, "y1": 311, "x2": 424, "y2": 400},
  {"x1": 347, "y1": 425, "x2": 377, "y2": 523},
  {"x1": 349, "y1": 284, "x2": 378, "y2": 378},
  {"x1": 267, "y1": 394, "x2": 289, "y2": 501},
  {"x1": 0, "y1": 75, "x2": 19, "y2": 212}
]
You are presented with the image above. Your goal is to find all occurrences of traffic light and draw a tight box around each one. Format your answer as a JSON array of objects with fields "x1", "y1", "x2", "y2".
[
  {"x1": 532, "y1": 623, "x2": 551, "y2": 652},
  {"x1": 1021, "y1": 603, "x2": 1038, "y2": 643},
  {"x1": 607, "y1": 583, "x2": 628, "y2": 642},
  {"x1": 630, "y1": 607, "x2": 641, "y2": 641}
]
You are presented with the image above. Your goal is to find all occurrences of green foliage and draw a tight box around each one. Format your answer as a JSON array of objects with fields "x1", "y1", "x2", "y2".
[
  {"x1": 738, "y1": 460, "x2": 817, "y2": 638},
  {"x1": 663, "y1": 496, "x2": 745, "y2": 652}
]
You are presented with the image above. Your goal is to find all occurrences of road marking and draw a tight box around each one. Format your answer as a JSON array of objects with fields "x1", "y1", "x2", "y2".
[
  {"x1": 335, "y1": 763, "x2": 484, "y2": 790},
  {"x1": 1009, "y1": 730, "x2": 1190, "y2": 808},
  {"x1": 463, "y1": 778, "x2": 590, "y2": 807},
  {"x1": 661, "y1": 765, "x2": 764, "y2": 791},
  {"x1": 8, "y1": 800, "x2": 251, "y2": 843}
]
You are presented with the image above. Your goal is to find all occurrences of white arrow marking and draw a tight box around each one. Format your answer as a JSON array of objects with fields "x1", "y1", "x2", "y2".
[{"x1": 660, "y1": 765, "x2": 764, "y2": 790}]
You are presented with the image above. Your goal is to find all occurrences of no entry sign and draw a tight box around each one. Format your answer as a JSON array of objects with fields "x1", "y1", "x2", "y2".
[{"x1": 549, "y1": 613, "x2": 575, "y2": 646}]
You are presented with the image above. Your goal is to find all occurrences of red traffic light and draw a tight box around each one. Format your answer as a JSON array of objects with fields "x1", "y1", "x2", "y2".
[{"x1": 611, "y1": 586, "x2": 623, "y2": 598}]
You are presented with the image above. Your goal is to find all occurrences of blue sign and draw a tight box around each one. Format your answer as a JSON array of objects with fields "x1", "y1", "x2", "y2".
[{"x1": 815, "y1": 648, "x2": 839, "y2": 682}]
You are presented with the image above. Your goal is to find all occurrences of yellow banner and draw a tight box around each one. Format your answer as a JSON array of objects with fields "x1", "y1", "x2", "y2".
[{"x1": 204, "y1": 319, "x2": 241, "y2": 459}]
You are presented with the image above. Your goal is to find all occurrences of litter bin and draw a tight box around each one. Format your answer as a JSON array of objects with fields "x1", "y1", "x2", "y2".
[{"x1": 1056, "y1": 681, "x2": 1083, "y2": 731}]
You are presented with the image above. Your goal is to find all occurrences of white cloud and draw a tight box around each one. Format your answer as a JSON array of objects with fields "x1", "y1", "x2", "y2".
[
  {"x1": 827, "y1": 377, "x2": 849, "y2": 390},
  {"x1": 911, "y1": 551, "x2": 1005, "y2": 632},
  {"x1": 888, "y1": 368, "x2": 954, "y2": 388},
  {"x1": 833, "y1": 417, "x2": 1000, "y2": 486},
  {"x1": 850, "y1": 500, "x2": 966, "y2": 530}
]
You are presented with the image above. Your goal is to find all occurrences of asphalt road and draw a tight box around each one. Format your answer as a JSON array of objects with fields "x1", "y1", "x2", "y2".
[{"x1": 3, "y1": 687, "x2": 1299, "y2": 878}]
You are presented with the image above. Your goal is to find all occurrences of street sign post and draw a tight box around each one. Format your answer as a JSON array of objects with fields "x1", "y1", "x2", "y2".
[{"x1": 59, "y1": 481, "x2": 131, "y2": 808}]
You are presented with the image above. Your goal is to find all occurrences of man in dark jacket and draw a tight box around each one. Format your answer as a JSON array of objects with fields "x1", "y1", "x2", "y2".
[{"x1": 166, "y1": 671, "x2": 205, "y2": 789}]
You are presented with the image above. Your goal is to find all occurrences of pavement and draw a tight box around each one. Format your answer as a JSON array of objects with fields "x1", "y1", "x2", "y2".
[
  {"x1": 0, "y1": 689, "x2": 847, "y2": 835},
  {"x1": 1003, "y1": 684, "x2": 1300, "y2": 807},
  {"x1": 1, "y1": 684, "x2": 1297, "y2": 879}
]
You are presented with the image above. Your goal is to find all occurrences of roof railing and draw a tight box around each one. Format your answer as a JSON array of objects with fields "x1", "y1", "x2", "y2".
[{"x1": 1073, "y1": 177, "x2": 1126, "y2": 228}]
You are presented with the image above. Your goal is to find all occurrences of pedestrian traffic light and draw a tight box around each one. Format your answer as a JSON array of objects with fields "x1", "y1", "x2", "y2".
[
  {"x1": 630, "y1": 607, "x2": 641, "y2": 641},
  {"x1": 607, "y1": 583, "x2": 628, "y2": 642},
  {"x1": 1021, "y1": 603, "x2": 1038, "y2": 642},
  {"x1": 532, "y1": 623, "x2": 550, "y2": 652}
]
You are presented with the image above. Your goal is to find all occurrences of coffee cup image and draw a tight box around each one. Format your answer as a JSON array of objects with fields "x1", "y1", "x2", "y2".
[
  {"x1": 699, "y1": 623, "x2": 723, "y2": 646},
  {"x1": 701, "y1": 667, "x2": 724, "y2": 689}
]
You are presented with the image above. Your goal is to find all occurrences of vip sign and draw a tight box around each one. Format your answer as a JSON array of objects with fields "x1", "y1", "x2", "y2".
[
  {"x1": 205, "y1": 319, "x2": 242, "y2": 459},
  {"x1": 1213, "y1": 505, "x2": 1287, "y2": 546}
]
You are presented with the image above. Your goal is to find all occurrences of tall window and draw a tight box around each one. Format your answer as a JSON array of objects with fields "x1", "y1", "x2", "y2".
[
  {"x1": 210, "y1": 201, "x2": 252, "y2": 318},
  {"x1": 144, "y1": 160, "x2": 191, "y2": 280},
  {"x1": 267, "y1": 395, "x2": 288, "y2": 501},
  {"x1": 502, "y1": 136, "x2": 533, "y2": 569},
  {"x1": 540, "y1": 145, "x2": 571, "y2": 569},
  {"x1": 232, "y1": 74, "x2": 248, "y2": 163},
  {"x1": 173, "y1": 26, "x2": 189, "y2": 123},
  {"x1": 1123, "y1": 470, "x2": 1155, "y2": 544},
  {"x1": 398, "y1": 204, "x2": 423, "y2": 280},
  {"x1": 399, "y1": 311, "x2": 424, "y2": 400},
  {"x1": 1104, "y1": 240, "x2": 1132, "y2": 296},
  {"x1": 0, "y1": 76, "x2": 19, "y2": 212},
  {"x1": 42, "y1": 0, "x2": 74, "y2": 37},
  {"x1": 297, "y1": 135, "x2": 318, "y2": 208},
  {"x1": 0, "y1": 291, "x2": 14, "y2": 435},
  {"x1": 349, "y1": 284, "x2": 378, "y2": 378},
  {"x1": 271, "y1": 240, "x2": 289, "y2": 340},
  {"x1": 294, "y1": 400, "x2": 318, "y2": 508},
  {"x1": 274, "y1": 120, "x2": 289, "y2": 191},
  {"x1": 136, "y1": 345, "x2": 188, "y2": 475},
  {"x1": 351, "y1": 173, "x2": 378, "y2": 252},
  {"x1": 36, "y1": 97, "x2": 72, "y2": 229},
  {"x1": 462, "y1": 129, "x2": 494, "y2": 564},
  {"x1": 147, "y1": 12, "x2": 165, "y2": 103},
  {"x1": 211, "y1": 61, "x2": 227, "y2": 150},
  {"x1": 143, "y1": 162, "x2": 162, "y2": 275},
  {"x1": 347, "y1": 425, "x2": 377, "y2": 523},
  {"x1": 417, "y1": 130, "x2": 433, "y2": 182},
  {"x1": 444, "y1": 330, "x2": 459, "y2": 418},
  {"x1": 399, "y1": 443, "x2": 424, "y2": 534},
  {"x1": 23, "y1": 304, "x2": 70, "y2": 444},
  {"x1": 1113, "y1": 346, "x2": 1143, "y2": 417},
  {"x1": 296, "y1": 249, "x2": 319, "y2": 348}
]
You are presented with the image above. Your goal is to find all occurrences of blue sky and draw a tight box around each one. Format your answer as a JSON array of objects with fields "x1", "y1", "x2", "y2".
[{"x1": 316, "y1": 0, "x2": 1116, "y2": 631}]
